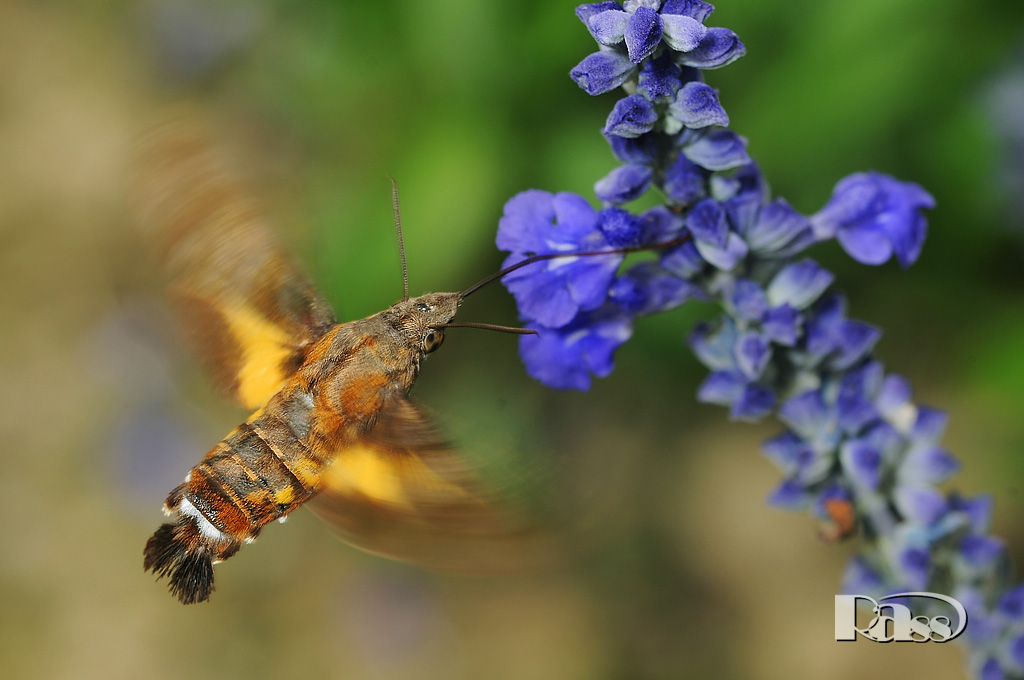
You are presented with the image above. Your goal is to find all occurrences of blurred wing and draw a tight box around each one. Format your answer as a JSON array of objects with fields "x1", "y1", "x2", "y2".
[
  {"x1": 312, "y1": 397, "x2": 550, "y2": 572},
  {"x1": 135, "y1": 117, "x2": 337, "y2": 410}
]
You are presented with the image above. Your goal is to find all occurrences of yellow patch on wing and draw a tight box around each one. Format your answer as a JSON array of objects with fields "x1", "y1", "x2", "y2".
[{"x1": 221, "y1": 302, "x2": 296, "y2": 410}]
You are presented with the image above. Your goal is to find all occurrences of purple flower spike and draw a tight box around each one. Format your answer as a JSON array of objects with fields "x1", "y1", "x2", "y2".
[
  {"x1": 669, "y1": 81, "x2": 728, "y2": 129},
  {"x1": 812, "y1": 171, "x2": 935, "y2": 268},
  {"x1": 595, "y1": 163, "x2": 654, "y2": 203},
  {"x1": 571, "y1": 49, "x2": 637, "y2": 95},
  {"x1": 624, "y1": 6, "x2": 663, "y2": 63},
  {"x1": 520, "y1": 305, "x2": 633, "y2": 390},
  {"x1": 604, "y1": 94, "x2": 659, "y2": 138}
]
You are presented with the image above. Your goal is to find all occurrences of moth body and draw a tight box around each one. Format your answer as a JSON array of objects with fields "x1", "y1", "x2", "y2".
[{"x1": 144, "y1": 293, "x2": 460, "y2": 604}]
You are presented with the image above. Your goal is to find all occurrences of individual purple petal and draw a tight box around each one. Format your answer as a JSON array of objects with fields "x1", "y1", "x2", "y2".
[
  {"x1": 836, "y1": 221, "x2": 894, "y2": 265},
  {"x1": 669, "y1": 81, "x2": 728, "y2": 128},
  {"x1": 641, "y1": 205, "x2": 686, "y2": 242},
  {"x1": 496, "y1": 190, "x2": 599, "y2": 254},
  {"x1": 1011, "y1": 636, "x2": 1024, "y2": 671},
  {"x1": 950, "y1": 493, "x2": 993, "y2": 533},
  {"x1": 731, "y1": 384, "x2": 774, "y2": 421},
  {"x1": 496, "y1": 189, "x2": 557, "y2": 254},
  {"x1": 576, "y1": 2, "x2": 623, "y2": 24},
  {"x1": 841, "y1": 556, "x2": 884, "y2": 595},
  {"x1": 804, "y1": 294, "x2": 846, "y2": 360},
  {"x1": 595, "y1": 163, "x2": 653, "y2": 203},
  {"x1": 898, "y1": 547, "x2": 931, "y2": 590},
  {"x1": 894, "y1": 484, "x2": 949, "y2": 525},
  {"x1": 585, "y1": 9, "x2": 630, "y2": 46},
  {"x1": 660, "y1": 240, "x2": 704, "y2": 278},
  {"x1": 663, "y1": 152, "x2": 707, "y2": 205},
  {"x1": 779, "y1": 389, "x2": 830, "y2": 442},
  {"x1": 998, "y1": 585, "x2": 1024, "y2": 620},
  {"x1": 686, "y1": 197, "x2": 728, "y2": 248},
  {"x1": 728, "y1": 279, "x2": 768, "y2": 322},
  {"x1": 676, "y1": 27, "x2": 745, "y2": 69},
  {"x1": 697, "y1": 369, "x2": 745, "y2": 405},
  {"x1": 606, "y1": 132, "x2": 659, "y2": 165},
  {"x1": 571, "y1": 49, "x2": 637, "y2": 96},
  {"x1": 840, "y1": 440, "x2": 882, "y2": 489},
  {"x1": 689, "y1": 318, "x2": 739, "y2": 371},
  {"x1": 980, "y1": 658, "x2": 1004, "y2": 680},
  {"x1": 519, "y1": 305, "x2": 633, "y2": 390},
  {"x1": 901, "y1": 446, "x2": 960, "y2": 484},
  {"x1": 836, "y1": 391, "x2": 877, "y2": 435},
  {"x1": 694, "y1": 231, "x2": 748, "y2": 270},
  {"x1": 609, "y1": 262, "x2": 698, "y2": 314},
  {"x1": 604, "y1": 94, "x2": 659, "y2": 138},
  {"x1": 762, "y1": 431, "x2": 811, "y2": 473},
  {"x1": 716, "y1": 162, "x2": 766, "y2": 216},
  {"x1": 768, "y1": 477, "x2": 808, "y2": 510},
  {"x1": 836, "y1": 361, "x2": 882, "y2": 433},
  {"x1": 660, "y1": 0, "x2": 714, "y2": 22},
  {"x1": 683, "y1": 129, "x2": 750, "y2": 171},
  {"x1": 598, "y1": 207, "x2": 647, "y2": 246},
  {"x1": 859, "y1": 421, "x2": 902, "y2": 457},
  {"x1": 912, "y1": 406, "x2": 949, "y2": 442},
  {"x1": 766, "y1": 259, "x2": 834, "y2": 310},
  {"x1": 624, "y1": 7, "x2": 663, "y2": 63},
  {"x1": 660, "y1": 14, "x2": 707, "y2": 53},
  {"x1": 875, "y1": 373, "x2": 912, "y2": 417},
  {"x1": 831, "y1": 320, "x2": 881, "y2": 370},
  {"x1": 734, "y1": 331, "x2": 770, "y2": 380},
  {"x1": 637, "y1": 53, "x2": 683, "y2": 102},
  {"x1": 961, "y1": 534, "x2": 1005, "y2": 568},
  {"x1": 744, "y1": 198, "x2": 815, "y2": 256},
  {"x1": 762, "y1": 305, "x2": 800, "y2": 346}
]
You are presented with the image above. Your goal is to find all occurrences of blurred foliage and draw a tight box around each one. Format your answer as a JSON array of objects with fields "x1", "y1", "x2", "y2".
[{"x1": 3, "y1": 0, "x2": 1024, "y2": 678}]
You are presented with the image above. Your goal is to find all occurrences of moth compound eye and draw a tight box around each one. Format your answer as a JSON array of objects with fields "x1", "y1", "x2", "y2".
[
  {"x1": 422, "y1": 329, "x2": 444, "y2": 353},
  {"x1": 416, "y1": 302, "x2": 430, "y2": 312}
]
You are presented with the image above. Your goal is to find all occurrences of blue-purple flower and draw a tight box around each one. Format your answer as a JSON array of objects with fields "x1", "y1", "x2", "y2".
[
  {"x1": 812, "y1": 171, "x2": 936, "y2": 268},
  {"x1": 496, "y1": 7, "x2": 1018, "y2": 677}
]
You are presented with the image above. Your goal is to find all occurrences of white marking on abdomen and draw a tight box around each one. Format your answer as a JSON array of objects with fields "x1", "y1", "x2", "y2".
[{"x1": 178, "y1": 497, "x2": 228, "y2": 542}]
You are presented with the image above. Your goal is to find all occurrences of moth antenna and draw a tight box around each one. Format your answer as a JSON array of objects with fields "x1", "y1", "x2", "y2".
[
  {"x1": 389, "y1": 177, "x2": 410, "y2": 301},
  {"x1": 459, "y1": 233, "x2": 694, "y2": 299},
  {"x1": 434, "y1": 322, "x2": 538, "y2": 335}
]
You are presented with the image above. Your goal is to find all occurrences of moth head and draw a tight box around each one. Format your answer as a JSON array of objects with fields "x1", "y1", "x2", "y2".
[{"x1": 396, "y1": 291, "x2": 461, "y2": 354}]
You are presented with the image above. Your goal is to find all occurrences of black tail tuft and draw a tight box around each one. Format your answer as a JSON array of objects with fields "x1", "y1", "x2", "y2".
[{"x1": 144, "y1": 520, "x2": 216, "y2": 605}]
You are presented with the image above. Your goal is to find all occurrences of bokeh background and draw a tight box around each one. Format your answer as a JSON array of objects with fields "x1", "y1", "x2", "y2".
[{"x1": 3, "y1": 1, "x2": 1024, "y2": 678}]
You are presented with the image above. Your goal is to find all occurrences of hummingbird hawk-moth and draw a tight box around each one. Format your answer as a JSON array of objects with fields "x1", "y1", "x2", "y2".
[{"x1": 136, "y1": 120, "x2": 551, "y2": 604}]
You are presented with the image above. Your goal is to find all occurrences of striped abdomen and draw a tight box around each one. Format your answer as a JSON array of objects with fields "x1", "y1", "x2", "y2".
[{"x1": 144, "y1": 383, "x2": 333, "y2": 603}]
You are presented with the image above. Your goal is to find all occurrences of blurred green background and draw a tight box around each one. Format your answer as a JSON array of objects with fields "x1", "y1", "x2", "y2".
[{"x1": 3, "y1": 1, "x2": 1024, "y2": 678}]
